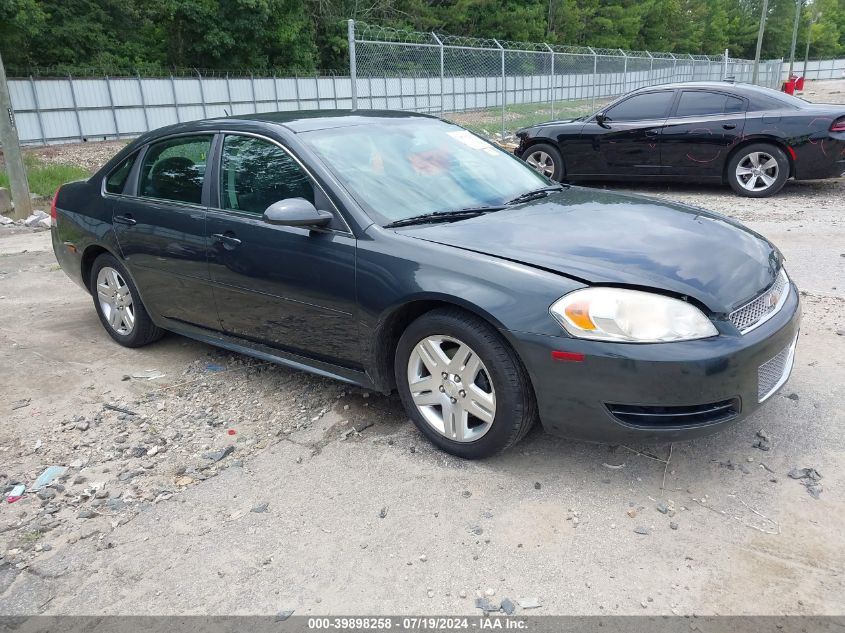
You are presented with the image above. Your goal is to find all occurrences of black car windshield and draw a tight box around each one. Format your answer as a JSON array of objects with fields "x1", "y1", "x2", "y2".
[{"x1": 300, "y1": 118, "x2": 549, "y2": 225}]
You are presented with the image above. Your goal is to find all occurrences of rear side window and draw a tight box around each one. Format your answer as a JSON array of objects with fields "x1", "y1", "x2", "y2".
[
  {"x1": 104, "y1": 155, "x2": 135, "y2": 194},
  {"x1": 676, "y1": 91, "x2": 745, "y2": 117},
  {"x1": 605, "y1": 91, "x2": 674, "y2": 121},
  {"x1": 219, "y1": 135, "x2": 314, "y2": 214},
  {"x1": 138, "y1": 135, "x2": 212, "y2": 204}
]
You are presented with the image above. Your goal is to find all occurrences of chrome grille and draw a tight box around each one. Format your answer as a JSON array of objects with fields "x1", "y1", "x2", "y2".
[
  {"x1": 758, "y1": 336, "x2": 798, "y2": 402},
  {"x1": 730, "y1": 269, "x2": 789, "y2": 334}
]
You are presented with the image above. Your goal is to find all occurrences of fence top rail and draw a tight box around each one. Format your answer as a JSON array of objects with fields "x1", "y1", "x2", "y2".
[{"x1": 353, "y1": 21, "x2": 759, "y2": 62}]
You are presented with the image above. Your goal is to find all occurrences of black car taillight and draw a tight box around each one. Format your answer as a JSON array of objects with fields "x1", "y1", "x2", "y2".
[{"x1": 831, "y1": 117, "x2": 845, "y2": 133}]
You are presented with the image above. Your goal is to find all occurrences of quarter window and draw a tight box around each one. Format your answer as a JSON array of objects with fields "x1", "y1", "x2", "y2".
[
  {"x1": 138, "y1": 135, "x2": 212, "y2": 204},
  {"x1": 676, "y1": 91, "x2": 745, "y2": 117},
  {"x1": 219, "y1": 135, "x2": 314, "y2": 214},
  {"x1": 605, "y1": 91, "x2": 674, "y2": 121},
  {"x1": 104, "y1": 155, "x2": 135, "y2": 194}
]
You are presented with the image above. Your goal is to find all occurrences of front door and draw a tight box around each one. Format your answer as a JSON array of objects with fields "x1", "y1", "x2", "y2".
[
  {"x1": 661, "y1": 90, "x2": 747, "y2": 178},
  {"x1": 206, "y1": 133, "x2": 359, "y2": 367},
  {"x1": 111, "y1": 134, "x2": 220, "y2": 330},
  {"x1": 577, "y1": 90, "x2": 675, "y2": 177}
]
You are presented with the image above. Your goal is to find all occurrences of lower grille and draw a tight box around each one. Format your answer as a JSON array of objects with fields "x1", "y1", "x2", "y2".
[
  {"x1": 758, "y1": 336, "x2": 798, "y2": 402},
  {"x1": 606, "y1": 399, "x2": 740, "y2": 428}
]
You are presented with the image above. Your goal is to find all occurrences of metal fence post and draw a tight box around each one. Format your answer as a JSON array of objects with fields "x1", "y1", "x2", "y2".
[
  {"x1": 494, "y1": 39, "x2": 505, "y2": 138},
  {"x1": 136, "y1": 72, "x2": 150, "y2": 132},
  {"x1": 225, "y1": 72, "x2": 233, "y2": 115},
  {"x1": 272, "y1": 73, "x2": 279, "y2": 110},
  {"x1": 647, "y1": 51, "x2": 653, "y2": 84},
  {"x1": 104, "y1": 75, "x2": 120, "y2": 138},
  {"x1": 670, "y1": 53, "x2": 677, "y2": 81},
  {"x1": 250, "y1": 72, "x2": 258, "y2": 113},
  {"x1": 67, "y1": 74, "x2": 84, "y2": 141},
  {"x1": 169, "y1": 73, "x2": 181, "y2": 122},
  {"x1": 544, "y1": 43, "x2": 555, "y2": 118},
  {"x1": 432, "y1": 32, "x2": 444, "y2": 117},
  {"x1": 620, "y1": 49, "x2": 627, "y2": 93},
  {"x1": 28, "y1": 75, "x2": 46, "y2": 144},
  {"x1": 723, "y1": 49, "x2": 729, "y2": 79},
  {"x1": 195, "y1": 69, "x2": 208, "y2": 118},
  {"x1": 348, "y1": 19, "x2": 357, "y2": 111},
  {"x1": 589, "y1": 48, "x2": 597, "y2": 111}
]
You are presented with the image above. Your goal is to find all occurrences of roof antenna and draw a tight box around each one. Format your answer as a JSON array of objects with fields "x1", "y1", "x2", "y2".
[{"x1": 223, "y1": 108, "x2": 230, "y2": 116}]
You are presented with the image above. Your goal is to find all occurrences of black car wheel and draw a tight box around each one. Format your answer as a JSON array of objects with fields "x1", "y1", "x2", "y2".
[
  {"x1": 522, "y1": 143, "x2": 564, "y2": 181},
  {"x1": 727, "y1": 144, "x2": 789, "y2": 198},
  {"x1": 90, "y1": 253, "x2": 163, "y2": 347},
  {"x1": 395, "y1": 307, "x2": 537, "y2": 459}
]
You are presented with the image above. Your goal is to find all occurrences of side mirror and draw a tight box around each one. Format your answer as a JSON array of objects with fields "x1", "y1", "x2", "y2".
[
  {"x1": 595, "y1": 113, "x2": 610, "y2": 128},
  {"x1": 263, "y1": 198, "x2": 333, "y2": 228}
]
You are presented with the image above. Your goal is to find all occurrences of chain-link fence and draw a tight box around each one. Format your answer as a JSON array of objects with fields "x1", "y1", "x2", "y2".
[{"x1": 350, "y1": 21, "x2": 785, "y2": 140}]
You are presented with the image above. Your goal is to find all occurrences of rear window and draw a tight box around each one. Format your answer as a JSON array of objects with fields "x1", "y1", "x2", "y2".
[
  {"x1": 675, "y1": 91, "x2": 745, "y2": 117},
  {"x1": 104, "y1": 155, "x2": 135, "y2": 194}
]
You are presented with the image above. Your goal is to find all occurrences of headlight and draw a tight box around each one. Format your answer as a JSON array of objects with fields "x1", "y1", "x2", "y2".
[{"x1": 550, "y1": 288, "x2": 718, "y2": 343}]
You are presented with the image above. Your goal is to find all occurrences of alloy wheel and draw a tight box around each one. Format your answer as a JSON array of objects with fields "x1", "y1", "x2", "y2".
[
  {"x1": 735, "y1": 151, "x2": 779, "y2": 192},
  {"x1": 525, "y1": 150, "x2": 556, "y2": 178},
  {"x1": 406, "y1": 335, "x2": 496, "y2": 442},
  {"x1": 96, "y1": 267, "x2": 135, "y2": 336}
]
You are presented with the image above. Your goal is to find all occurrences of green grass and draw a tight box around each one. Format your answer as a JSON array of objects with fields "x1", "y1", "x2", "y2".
[{"x1": 0, "y1": 154, "x2": 91, "y2": 199}]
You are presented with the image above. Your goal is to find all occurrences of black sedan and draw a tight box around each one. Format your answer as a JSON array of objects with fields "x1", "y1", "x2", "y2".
[
  {"x1": 516, "y1": 81, "x2": 845, "y2": 197},
  {"x1": 51, "y1": 111, "x2": 800, "y2": 458}
]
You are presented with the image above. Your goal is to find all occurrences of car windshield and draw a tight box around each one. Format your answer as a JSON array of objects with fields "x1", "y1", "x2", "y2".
[{"x1": 300, "y1": 118, "x2": 549, "y2": 225}]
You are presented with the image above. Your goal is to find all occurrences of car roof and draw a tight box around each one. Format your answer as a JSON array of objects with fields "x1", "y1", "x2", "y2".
[
  {"x1": 631, "y1": 80, "x2": 793, "y2": 99},
  {"x1": 220, "y1": 109, "x2": 438, "y2": 133}
]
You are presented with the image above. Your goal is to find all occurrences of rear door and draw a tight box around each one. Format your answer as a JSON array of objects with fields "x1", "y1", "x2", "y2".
[
  {"x1": 111, "y1": 133, "x2": 220, "y2": 329},
  {"x1": 660, "y1": 90, "x2": 747, "y2": 178},
  {"x1": 206, "y1": 132, "x2": 359, "y2": 366},
  {"x1": 577, "y1": 90, "x2": 675, "y2": 177}
]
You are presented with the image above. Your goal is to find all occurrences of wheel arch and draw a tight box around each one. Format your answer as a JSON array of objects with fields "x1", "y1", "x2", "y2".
[
  {"x1": 519, "y1": 138, "x2": 567, "y2": 177},
  {"x1": 367, "y1": 295, "x2": 523, "y2": 393},
  {"x1": 80, "y1": 244, "x2": 118, "y2": 293},
  {"x1": 723, "y1": 137, "x2": 795, "y2": 183}
]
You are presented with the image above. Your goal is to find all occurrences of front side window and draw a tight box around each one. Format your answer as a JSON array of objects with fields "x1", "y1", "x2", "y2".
[
  {"x1": 299, "y1": 119, "x2": 547, "y2": 225},
  {"x1": 676, "y1": 91, "x2": 745, "y2": 117},
  {"x1": 605, "y1": 91, "x2": 674, "y2": 121},
  {"x1": 219, "y1": 135, "x2": 314, "y2": 214},
  {"x1": 138, "y1": 135, "x2": 212, "y2": 204},
  {"x1": 104, "y1": 155, "x2": 135, "y2": 194}
]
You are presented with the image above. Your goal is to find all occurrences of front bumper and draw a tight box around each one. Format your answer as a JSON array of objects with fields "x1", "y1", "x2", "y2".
[{"x1": 510, "y1": 282, "x2": 801, "y2": 443}]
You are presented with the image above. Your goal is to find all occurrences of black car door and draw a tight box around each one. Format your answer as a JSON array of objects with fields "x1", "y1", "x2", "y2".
[
  {"x1": 111, "y1": 134, "x2": 220, "y2": 329},
  {"x1": 575, "y1": 90, "x2": 675, "y2": 177},
  {"x1": 206, "y1": 132, "x2": 359, "y2": 366},
  {"x1": 661, "y1": 90, "x2": 747, "y2": 179}
]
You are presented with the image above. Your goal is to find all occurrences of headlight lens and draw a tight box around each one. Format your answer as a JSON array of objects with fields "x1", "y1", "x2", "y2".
[{"x1": 550, "y1": 288, "x2": 718, "y2": 343}]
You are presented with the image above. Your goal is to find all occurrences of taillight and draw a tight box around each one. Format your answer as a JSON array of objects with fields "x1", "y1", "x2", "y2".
[
  {"x1": 831, "y1": 118, "x2": 845, "y2": 133},
  {"x1": 50, "y1": 187, "x2": 60, "y2": 225}
]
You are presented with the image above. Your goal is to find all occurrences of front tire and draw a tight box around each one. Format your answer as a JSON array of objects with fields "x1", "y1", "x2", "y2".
[
  {"x1": 394, "y1": 308, "x2": 537, "y2": 459},
  {"x1": 90, "y1": 253, "x2": 163, "y2": 348},
  {"x1": 727, "y1": 143, "x2": 789, "y2": 197},
  {"x1": 522, "y1": 143, "x2": 564, "y2": 181}
]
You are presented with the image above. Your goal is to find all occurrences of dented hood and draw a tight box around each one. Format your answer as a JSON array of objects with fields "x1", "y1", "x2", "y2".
[{"x1": 398, "y1": 187, "x2": 781, "y2": 314}]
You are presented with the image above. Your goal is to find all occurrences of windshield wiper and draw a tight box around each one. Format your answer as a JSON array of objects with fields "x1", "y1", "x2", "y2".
[
  {"x1": 384, "y1": 205, "x2": 505, "y2": 228},
  {"x1": 505, "y1": 184, "x2": 567, "y2": 205}
]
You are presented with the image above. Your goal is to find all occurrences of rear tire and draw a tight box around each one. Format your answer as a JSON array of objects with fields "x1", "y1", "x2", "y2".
[
  {"x1": 521, "y1": 143, "x2": 564, "y2": 181},
  {"x1": 727, "y1": 143, "x2": 789, "y2": 198},
  {"x1": 394, "y1": 308, "x2": 537, "y2": 459},
  {"x1": 90, "y1": 253, "x2": 163, "y2": 348}
]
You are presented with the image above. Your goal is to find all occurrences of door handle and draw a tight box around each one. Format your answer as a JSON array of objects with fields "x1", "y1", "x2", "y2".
[
  {"x1": 722, "y1": 124, "x2": 737, "y2": 130},
  {"x1": 212, "y1": 233, "x2": 242, "y2": 250},
  {"x1": 645, "y1": 130, "x2": 659, "y2": 137},
  {"x1": 114, "y1": 214, "x2": 136, "y2": 226}
]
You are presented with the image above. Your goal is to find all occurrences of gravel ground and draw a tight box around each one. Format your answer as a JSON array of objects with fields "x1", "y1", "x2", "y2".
[{"x1": 0, "y1": 80, "x2": 843, "y2": 617}]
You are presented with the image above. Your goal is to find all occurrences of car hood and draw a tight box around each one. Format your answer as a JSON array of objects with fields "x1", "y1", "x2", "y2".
[{"x1": 398, "y1": 188, "x2": 782, "y2": 314}]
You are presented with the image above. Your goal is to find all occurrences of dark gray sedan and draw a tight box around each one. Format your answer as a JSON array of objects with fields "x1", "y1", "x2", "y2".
[{"x1": 50, "y1": 111, "x2": 801, "y2": 458}]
